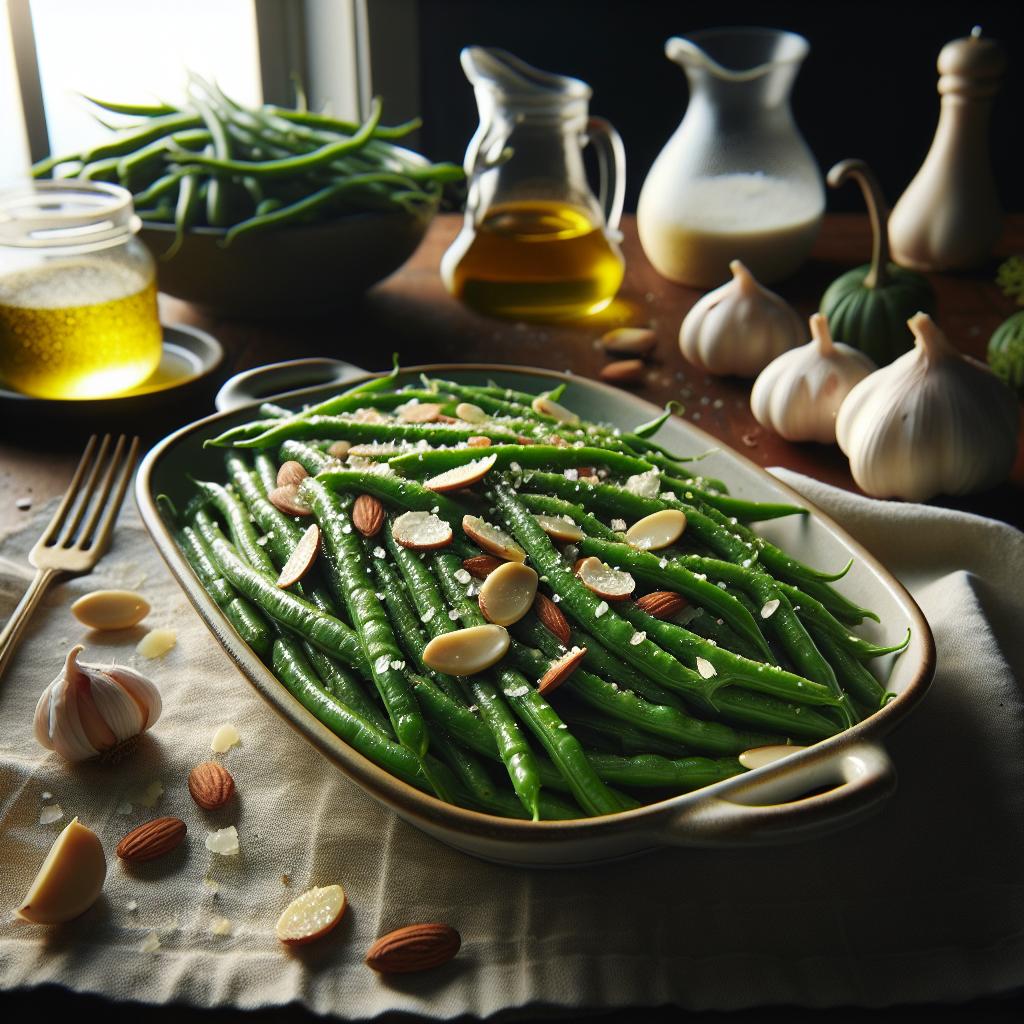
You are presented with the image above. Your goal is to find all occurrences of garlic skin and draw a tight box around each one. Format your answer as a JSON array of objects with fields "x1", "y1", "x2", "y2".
[
  {"x1": 34, "y1": 646, "x2": 162, "y2": 762},
  {"x1": 751, "y1": 313, "x2": 876, "y2": 443},
  {"x1": 836, "y1": 312, "x2": 1020, "y2": 500},
  {"x1": 679, "y1": 259, "x2": 804, "y2": 377}
]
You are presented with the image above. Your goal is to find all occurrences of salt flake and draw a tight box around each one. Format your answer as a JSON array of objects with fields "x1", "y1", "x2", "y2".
[{"x1": 696, "y1": 657, "x2": 717, "y2": 679}]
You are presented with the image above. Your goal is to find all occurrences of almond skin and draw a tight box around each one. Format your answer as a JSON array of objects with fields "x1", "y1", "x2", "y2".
[
  {"x1": 276, "y1": 461, "x2": 309, "y2": 488},
  {"x1": 365, "y1": 923, "x2": 461, "y2": 974},
  {"x1": 188, "y1": 761, "x2": 236, "y2": 810},
  {"x1": 538, "y1": 646, "x2": 587, "y2": 697},
  {"x1": 352, "y1": 494, "x2": 385, "y2": 538},
  {"x1": 462, "y1": 555, "x2": 503, "y2": 579},
  {"x1": 635, "y1": 591, "x2": 689, "y2": 620},
  {"x1": 598, "y1": 359, "x2": 646, "y2": 385},
  {"x1": 117, "y1": 817, "x2": 186, "y2": 863},
  {"x1": 533, "y1": 593, "x2": 571, "y2": 646}
]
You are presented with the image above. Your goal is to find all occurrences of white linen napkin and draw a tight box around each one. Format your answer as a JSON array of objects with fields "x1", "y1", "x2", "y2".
[{"x1": 1, "y1": 471, "x2": 1022, "y2": 1016}]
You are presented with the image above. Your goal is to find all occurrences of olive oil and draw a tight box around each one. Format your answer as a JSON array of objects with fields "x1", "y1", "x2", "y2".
[
  {"x1": 442, "y1": 200, "x2": 625, "y2": 320},
  {"x1": 0, "y1": 259, "x2": 161, "y2": 400}
]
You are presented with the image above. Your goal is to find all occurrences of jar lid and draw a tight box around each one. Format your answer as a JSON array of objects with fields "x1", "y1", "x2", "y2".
[{"x1": 0, "y1": 180, "x2": 141, "y2": 252}]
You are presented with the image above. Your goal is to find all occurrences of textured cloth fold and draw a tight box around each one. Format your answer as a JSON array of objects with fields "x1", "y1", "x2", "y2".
[{"x1": 1, "y1": 472, "x2": 1022, "y2": 1015}]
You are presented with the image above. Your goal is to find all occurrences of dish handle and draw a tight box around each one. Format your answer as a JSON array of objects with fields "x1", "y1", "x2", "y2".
[
  {"x1": 215, "y1": 358, "x2": 368, "y2": 412},
  {"x1": 657, "y1": 741, "x2": 895, "y2": 846}
]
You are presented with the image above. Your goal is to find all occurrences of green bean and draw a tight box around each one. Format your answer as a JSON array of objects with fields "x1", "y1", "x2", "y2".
[
  {"x1": 278, "y1": 439, "x2": 334, "y2": 475},
  {"x1": 575, "y1": 536, "x2": 774, "y2": 661},
  {"x1": 83, "y1": 96, "x2": 180, "y2": 117},
  {"x1": 115, "y1": 128, "x2": 210, "y2": 184},
  {"x1": 807, "y1": 628, "x2": 889, "y2": 709},
  {"x1": 301, "y1": 478, "x2": 428, "y2": 758},
  {"x1": 303, "y1": 641, "x2": 391, "y2": 733},
  {"x1": 517, "y1": 492, "x2": 620, "y2": 541},
  {"x1": 164, "y1": 165, "x2": 201, "y2": 260},
  {"x1": 266, "y1": 106, "x2": 422, "y2": 140},
  {"x1": 508, "y1": 637, "x2": 777, "y2": 755},
  {"x1": 583, "y1": 752, "x2": 745, "y2": 790},
  {"x1": 76, "y1": 112, "x2": 202, "y2": 164},
  {"x1": 317, "y1": 467, "x2": 467, "y2": 525}
]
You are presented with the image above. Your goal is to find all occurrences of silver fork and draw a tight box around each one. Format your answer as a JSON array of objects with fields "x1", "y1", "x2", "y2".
[{"x1": 0, "y1": 434, "x2": 140, "y2": 679}]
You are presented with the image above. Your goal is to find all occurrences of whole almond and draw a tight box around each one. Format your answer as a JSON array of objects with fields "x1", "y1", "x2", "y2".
[
  {"x1": 466, "y1": 435, "x2": 492, "y2": 448},
  {"x1": 365, "y1": 923, "x2": 461, "y2": 974},
  {"x1": 268, "y1": 484, "x2": 312, "y2": 517},
  {"x1": 277, "y1": 460, "x2": 308, "y2": 488},
  {"x1": 538, "y1": 645, "x2": 587, "y2": 696},
  {"x1": 188, "y1": 761, "x2": 236, "y2": 810},
  {"x1": 599, "y1": 359, "x2": 646, "y2": 385},
  {"x1": 462, "y1": 554, "x2": 503, "y2": 579},
  {"x1": 635, "y1": 590, "x2": 689, "y2": 620},
  {"x1": 117, "y1": 817, "x2": 186, "y2": 863},
  {"x1": 353, "y1": 494, "x2": 385, "y2": 538},
  {"x1": 534, "y1": 592, "x2": 571, "y2": 646},
  {"x1": 600, "y1": 326, "x2": 657, "y2": 357}
]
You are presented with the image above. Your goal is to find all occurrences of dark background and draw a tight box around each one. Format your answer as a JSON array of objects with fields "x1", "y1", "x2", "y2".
[{"x1": 415, "y1": 0, "x2": 1023, "y2": 215}]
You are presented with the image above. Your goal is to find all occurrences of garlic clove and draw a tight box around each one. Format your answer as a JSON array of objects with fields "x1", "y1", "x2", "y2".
[
  {"x1": 17, "y1": 816, "x2": 106, "y2": 923},
  {"x1": 34, "y1": 646, "x2": 162, "y2": 762},
  {"x1": 679, "y1": 259, "x2": 804, "y2": 378}
]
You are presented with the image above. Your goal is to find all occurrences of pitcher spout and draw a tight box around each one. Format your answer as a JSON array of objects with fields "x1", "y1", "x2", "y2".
[
  {"x1": 460, "y1": 46, "x2": 591, "y2": 101},
  {"x1": 665, "y1": 28, "x2": 810, "y2": 82}
]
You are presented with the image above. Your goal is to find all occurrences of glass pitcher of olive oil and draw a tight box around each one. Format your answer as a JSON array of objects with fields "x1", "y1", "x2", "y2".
[
  {"x1": 441, "y1": 46, "x2": 626, "y2": 321},
  {"x1": 0, "y1": 180, "x2": 161, "y2": 400}
]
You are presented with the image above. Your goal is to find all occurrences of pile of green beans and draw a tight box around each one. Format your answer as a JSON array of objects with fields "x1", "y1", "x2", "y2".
[
  {"x1": 163, "y1": 371, "x2": 906, "y2": 822},
  {"x1": 32, "y1": 75, "x2": 463, "y2": 250}
]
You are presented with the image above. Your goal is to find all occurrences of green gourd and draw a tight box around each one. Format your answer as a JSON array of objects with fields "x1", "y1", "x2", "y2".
[
  {"x1": 820, "y1": 159, "x2": 936, "y2": 365},
  {"x1": 987, "y1": 310, "x2": 1024, "y2": 398}
]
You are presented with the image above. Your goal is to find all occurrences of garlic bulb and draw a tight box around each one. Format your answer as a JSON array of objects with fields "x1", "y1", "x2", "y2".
[
  {"x1": 34, "y1": 645, "x2": 162, "y2": 761},
  {"x1": 836, "y1": 312, "x2": 1020, "y2": 500},
  {"x1": 679, "y1": 259, "x2": 804, "y2": 377},
  {"x1": 750, "y1": 313, "x2": 876, "y2": 443}
]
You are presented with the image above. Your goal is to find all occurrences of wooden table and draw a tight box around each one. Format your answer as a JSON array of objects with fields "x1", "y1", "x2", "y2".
[
  {"x1": 2, "y1": 213, "x2": 1021, "y2": 534},
  {"x1": 3, "y1": 214, "x2": 1022, "y2": 1020}
]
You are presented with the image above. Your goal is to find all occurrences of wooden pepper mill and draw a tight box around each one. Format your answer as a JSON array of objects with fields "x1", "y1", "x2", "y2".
[{"x1": 888, "y1": 27, "x2": 1006, "y2": 271}]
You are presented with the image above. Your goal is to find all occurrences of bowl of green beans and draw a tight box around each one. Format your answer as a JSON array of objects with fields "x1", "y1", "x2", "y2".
[
  {"x1": 32, "y1": 78, "x2": 463, "y2": 318},
  {"x1": 136, "y1": 364, "x2": 935, "y2": 866}
]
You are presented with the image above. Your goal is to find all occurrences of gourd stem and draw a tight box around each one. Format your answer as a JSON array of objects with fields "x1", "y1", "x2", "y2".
[
  {"x1": 827, "y1": 159, "x2": 891, "y2": 290},
  {"x1": 809, "y1": 313, "x2": 835, "y2": 356}
]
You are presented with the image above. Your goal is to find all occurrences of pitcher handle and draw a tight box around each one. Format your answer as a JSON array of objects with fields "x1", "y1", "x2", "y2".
[{"x1": 585, "y1": 116, "x2": 626, "y2": 235}]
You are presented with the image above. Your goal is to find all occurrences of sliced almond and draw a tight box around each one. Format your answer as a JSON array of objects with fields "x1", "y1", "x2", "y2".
[
  {"x1": 424, "y1": 454, "x2": 498, "y2": 493},
  {"x1": 634, "y1": 590, "x2": 688, "y2": 619},
  {"x1": 455, "y1": 402, "x2": 487, "y2": 424},
  {"x1": 467, "y1": 435, "x2": 492, "y2": 448},
  {"x1": 534, "y1": 592, "x2": 571, "y2": 646},
  {"x1": 599, "y1": 359, "x2": 646, "y2": 385},
  {"x1": 462, "y1": 515, "x2": 526, "y2": 562},
  {"x1": 347, "y1": 442, "x2": 409, "y2": 458},
  {"x1": 277, "y1": 461, "x2": 309, "y2": 488},
  {"x1": 739, "y1": 744, "x2": 806, "y2": 771},
  {"x1": 327, "y1": 440, "x2": 352, "y2": 459},
  {"x1": 268, "y1": 484, "x2": 312, "y2": 517},
  {"x1": 392, "y1": 511, "x2": 453, "y2": 550},
  {"x1": 276, "y1": 884, "x2": 347, "y2": 945},
  {"x1": 276, "y1": 524, "x2": 321, "y2": 588},
  {"x1": 478, "y1": 562, "x2": 538, "y2": 627},
  {"x1": 71, "y1": 589, "x2": 150, "y2": 631},
  {"x1": 538, "y1": 646, "x2": 587, "y2": 696},
  {"x1": 398, "y1": 401, "x2": 445, "y2": 424},
  {"x1": 577, "y1": 556, "x2": 635, "y2": 600},
  {"x1": 352, "y1": 494, "x2": 385, "y2": 537},
  {"x1": 422, "y1": 624, "x2": 510, "y2": 676},
  {"x1": 600, "y1": 326, "x2": 657, "y2": 356},
  {"x1": 625, "y1": 509, "x2": 686, "y2": 551},
  {"x1": 462, "y1": 555, "x2": 503, "y2": 579},
  {"x1": 533, "y1": 514, "x2": 585, "y2": 543},
  {"x1": 531, "y1": 392, "x2": 578, "y2": 424}
]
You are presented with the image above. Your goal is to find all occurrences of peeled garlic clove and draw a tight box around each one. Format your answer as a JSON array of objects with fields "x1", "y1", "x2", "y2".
[
  {"x1": 422, "y1": 624, "x2": 510, "y2": 676},
  {"x1": 836, "y1": 312, "x2": 1019, "y2": 500},
  {"x1": 70, "y1": 589, "x2": 150, "y2": 631},
  {"x1": 34, "y1": 646, "x2": 162, "y2": 762},
  {"x1": 679, "y1": 260, "x2": 804, "y2": 377},
  {"x1": 18, "y1": 817, "x2": 106, "y2": 923},
  {"x1": 478, "y1": 561, "x2": 539, "y2": 627},
  {"x1": 750, "y1": 313, "x2": 876, "y2": 443}
]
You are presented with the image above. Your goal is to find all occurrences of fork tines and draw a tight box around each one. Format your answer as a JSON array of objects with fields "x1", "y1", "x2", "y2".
[{"x1": 44, "y1": 434, "x2": 141, "y2": 552}]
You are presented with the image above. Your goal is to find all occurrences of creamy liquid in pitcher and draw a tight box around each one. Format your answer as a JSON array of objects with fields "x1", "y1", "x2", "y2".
[{"x1": 638, "y1": 173, "x2": 823, "y2": 288}]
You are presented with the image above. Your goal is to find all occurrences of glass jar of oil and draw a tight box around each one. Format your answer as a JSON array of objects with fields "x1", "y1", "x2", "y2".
[
  {"x1": 0, "y1": 181, "x2": 161, "y2": 400},
  {"x1": 441, "y1": 47, "x2": 626, "y2": 321}
]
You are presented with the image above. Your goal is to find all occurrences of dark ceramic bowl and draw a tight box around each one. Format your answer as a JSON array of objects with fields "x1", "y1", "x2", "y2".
[{"x1": 140, "y1": 150, "x2": 440, "y2": 318}]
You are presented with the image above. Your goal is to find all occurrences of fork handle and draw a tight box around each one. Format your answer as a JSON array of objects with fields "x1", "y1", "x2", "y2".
[{"x1": 0, "y1": 568, "x2": 61, "y2": 680}]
